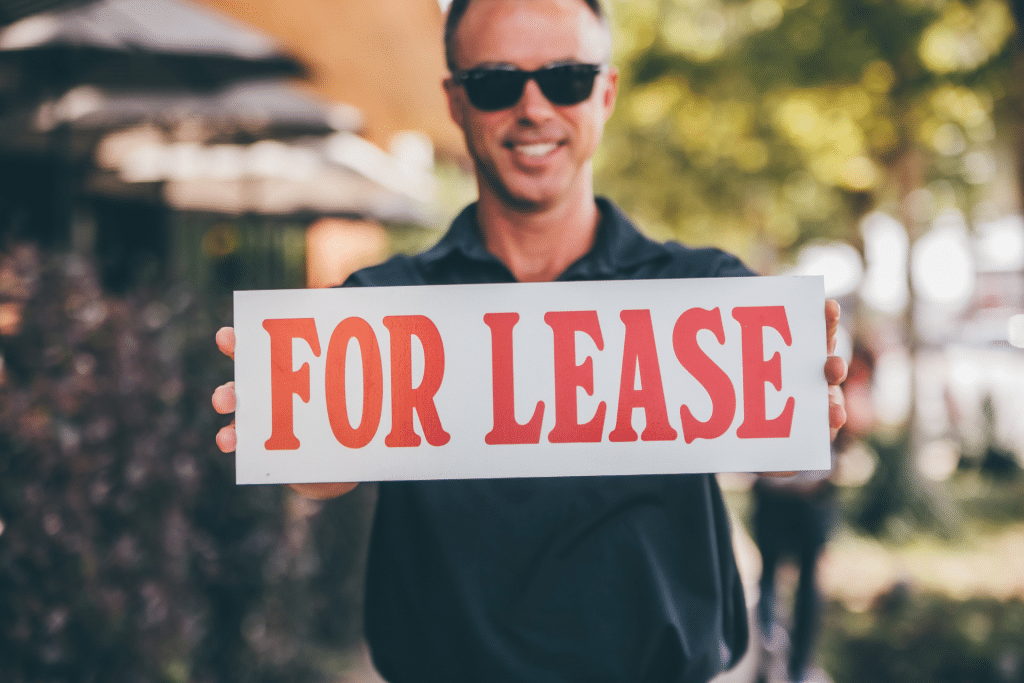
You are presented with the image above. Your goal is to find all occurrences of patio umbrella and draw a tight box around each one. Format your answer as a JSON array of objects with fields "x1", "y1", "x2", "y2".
[
  {"x1": 0, "y1": 0, "x2": 304, "y2": 100},
  {"x1": 0, "y1": 0, "x2": 94, "y2": 28},
  {"x1": 92, "y1": 127, "x2": 434, "y2": 223},
  {"x1": 41, "y1": 78, "x2": 361, "y2": 139},
  {"x1": 0, "y1": 77, "x2": 362, "y2": 159},
  {"x1": 0, "y1": 0, "x2": 306, "y2": 247},
  {"x1": 70, "y1": 83, "x2": 433, "y2": 288},
  {"x1": 84, "y1": 124, "x2": 435, "y2": 291}
]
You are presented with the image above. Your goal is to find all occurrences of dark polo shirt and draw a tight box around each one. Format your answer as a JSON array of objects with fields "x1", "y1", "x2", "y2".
[{"x1": 345, "y1": 198, "x2": 752, "y2": 683}]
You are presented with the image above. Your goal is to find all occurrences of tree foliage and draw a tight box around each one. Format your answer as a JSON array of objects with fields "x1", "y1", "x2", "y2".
[{"x1": 597, "y1": 0, "x2": 1020, "y2": 264}]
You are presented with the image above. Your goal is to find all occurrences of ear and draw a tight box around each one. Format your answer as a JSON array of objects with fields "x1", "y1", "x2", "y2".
[
  {"x1": 600, "y1": 66, "x2": 619, "y2": 122},
  {"x1": 443, "y1": 76, "x2": 467, "y2": 130}
]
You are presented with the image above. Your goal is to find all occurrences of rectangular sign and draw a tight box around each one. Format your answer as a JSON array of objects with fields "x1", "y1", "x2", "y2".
[{"x1": 234, "y1": 276, "x2": 829, "y2": 484}]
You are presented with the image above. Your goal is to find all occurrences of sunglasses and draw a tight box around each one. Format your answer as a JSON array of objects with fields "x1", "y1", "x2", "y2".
[{"x1": 453, "y1": 63, "x2": 603, "y2": 111}]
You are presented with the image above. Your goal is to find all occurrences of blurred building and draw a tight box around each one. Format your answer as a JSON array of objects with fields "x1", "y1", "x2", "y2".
[{"x1": 0, "y1": 0, "x2": 457, "y2": 292}]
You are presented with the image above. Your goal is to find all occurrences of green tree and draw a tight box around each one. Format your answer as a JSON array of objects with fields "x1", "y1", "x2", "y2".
[
  {"x1": 598, "y1": 0, "x2": 1021, "y2": 540},
  {"x1": 598, "y1": 0, "x2": 1019, "y2": 267}
]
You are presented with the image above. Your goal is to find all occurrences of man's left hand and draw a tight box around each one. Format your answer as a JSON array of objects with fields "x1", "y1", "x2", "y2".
[{"x1": 824, "y1": 298, "x2": 848, "y2": 441}]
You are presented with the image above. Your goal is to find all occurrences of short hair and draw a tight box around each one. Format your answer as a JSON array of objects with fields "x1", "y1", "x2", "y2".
[{"x1": 443, "y1": 0, "x2": 611, "y2": 73}]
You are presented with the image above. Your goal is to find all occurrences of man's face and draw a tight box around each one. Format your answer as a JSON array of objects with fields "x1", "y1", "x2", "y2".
[{"x1": 444, "y1": 0, "x2": 618, "y2": 213}]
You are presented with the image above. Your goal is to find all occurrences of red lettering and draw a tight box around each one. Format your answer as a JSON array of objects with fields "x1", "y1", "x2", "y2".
[
  {"x1": 483, "y1": 313, "x2": 545, "y2": 445},
  {"x1": 382, "y1": 315, "x2": 451, "y2": 447},
  {"x1": 673, "y1": 308, "x2": 736, "y2": 443},
  {"x1": 544, "y1": 311, "x2": 607, "y2": 443},
  {"x1": 324, "y1": 317, "x2": 383, "y2": 448},
  {"x1": 732, "y1": 306, "x2": 795, "y2": 439},
  {"x1": 609, "y1": 310, "x2": 677, "y2": 442},
  {"x1": 263, "y1": 318, "x2": 321, "y2": 450}
]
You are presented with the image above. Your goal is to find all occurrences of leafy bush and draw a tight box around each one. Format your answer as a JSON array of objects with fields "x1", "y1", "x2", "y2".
[
  {"x1": 0, "y1": 245, "x2": 373, "y2": 683},
  {"x1": 822, "y1": 588, "x2": 1024, "y2": 683}
]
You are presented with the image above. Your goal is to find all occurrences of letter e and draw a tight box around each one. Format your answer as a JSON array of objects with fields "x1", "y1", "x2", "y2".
[
  {"x1": 545, "y1": 311, "x2": 607, "y2": 443},
  {"x1": 732, "y1": 306, "x2": 795, "y2": 438}
]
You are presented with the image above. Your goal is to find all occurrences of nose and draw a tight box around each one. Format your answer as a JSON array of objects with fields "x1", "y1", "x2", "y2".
[{"x1": 515, "y1": 77, "x2": 555, "y2": 124}]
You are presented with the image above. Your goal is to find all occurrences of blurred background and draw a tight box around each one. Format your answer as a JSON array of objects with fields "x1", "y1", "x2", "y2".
[{"x1": 0, "y1": 0, "x2": 1022, "y2": 682}]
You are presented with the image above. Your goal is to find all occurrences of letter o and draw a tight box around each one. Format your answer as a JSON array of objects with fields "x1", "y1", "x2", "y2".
[{"x1": 325, "y1": 317, "x2": 383, "y2": 448}]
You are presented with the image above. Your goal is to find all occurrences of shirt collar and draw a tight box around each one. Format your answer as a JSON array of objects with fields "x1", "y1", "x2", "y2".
[
  {"x1": 418, "y1": 197, "x2": 665, "y2": 280},
  {"x1": 418, "y1": 203, "x2": 495, "y2": 266}
]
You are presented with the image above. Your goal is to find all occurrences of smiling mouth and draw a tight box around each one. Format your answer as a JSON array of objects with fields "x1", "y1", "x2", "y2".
[{"x1": 507, "y1": 142, "x2": 560, "y2": 157}]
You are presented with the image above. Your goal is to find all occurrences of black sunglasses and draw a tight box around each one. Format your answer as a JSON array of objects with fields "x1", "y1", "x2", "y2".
[{"x1": 453, "y1": 63, "x2": 603, "y2": 111}]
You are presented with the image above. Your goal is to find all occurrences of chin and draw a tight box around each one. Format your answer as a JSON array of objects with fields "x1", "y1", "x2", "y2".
[
  {"x1": 501, "y1": 178, "x2": 572, "y2": 210},
  {"x1": 478, "y1": 159, "x2": 572, "y2": 211},
  {"x1": 499, "y1": 189, "x2": 560, "y2": 212}
]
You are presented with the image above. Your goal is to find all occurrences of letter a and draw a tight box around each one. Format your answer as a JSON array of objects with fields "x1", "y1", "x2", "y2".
[{"x1": 609, "y1": 310, "x2": 677, "y2": 442}]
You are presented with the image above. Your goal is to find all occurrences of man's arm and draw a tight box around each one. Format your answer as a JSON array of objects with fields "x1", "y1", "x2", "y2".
[{"x1": 212, "y1": 326, "x2": 358, "y2": 500}]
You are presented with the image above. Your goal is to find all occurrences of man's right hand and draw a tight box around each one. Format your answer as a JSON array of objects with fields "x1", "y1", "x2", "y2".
[{"x1": 212, "y1": 326, "x2": 358, "y2": 500}]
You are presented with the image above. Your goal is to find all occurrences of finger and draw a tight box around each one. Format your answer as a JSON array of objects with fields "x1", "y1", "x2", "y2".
[
  {"x1": 288, "y1": 482, "x2": 360, "y2": 499},
  {"x1": 212, "y1": 381, "x2": 236, "y2": 414},
  {"x1": 216, "y1": 421, "x2": 236, "y2": 453},
  {"x1": 216, "y1": 327, "x2": 236, "y2": 361},
  {"x1": 829, "y1": 384, "x2": 847, "y2": 437},
  {"x1": 825, "y1": 299, "x2": 840, "y2": 354},
  {"x1": 824, "y1": 355, "x2": 848, "y2": 386}
]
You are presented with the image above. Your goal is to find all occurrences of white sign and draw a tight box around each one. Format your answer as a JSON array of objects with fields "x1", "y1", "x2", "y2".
[{"x1": 233, "y1": 276, "x2": 829, "y2": 483}]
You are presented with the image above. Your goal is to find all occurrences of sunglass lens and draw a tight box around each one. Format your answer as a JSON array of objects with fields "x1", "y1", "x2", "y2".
[
  {"x1": 536, "y1": 65, "x2": 598, "y2": 106},
  {"x1": 460, "y1": 65, "x2": 599, "y2": 111},
  {"x1": 464, "y1": 70, "x2": 527, "y2": 111}
]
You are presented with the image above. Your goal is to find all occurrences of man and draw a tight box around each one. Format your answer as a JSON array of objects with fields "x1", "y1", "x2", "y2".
[{"x1": 213, "y1": 0, "x2": 849, "y2": 680}]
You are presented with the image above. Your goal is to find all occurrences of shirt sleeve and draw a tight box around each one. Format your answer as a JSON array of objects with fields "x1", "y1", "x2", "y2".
[{"x1": 709, "y1": 249, "x2": 758, "y2": 278}]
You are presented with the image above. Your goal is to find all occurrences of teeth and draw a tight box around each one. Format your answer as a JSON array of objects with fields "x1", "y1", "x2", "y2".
[{"x1": 516, "y1": 143, "x2": 557, "y2": 157}]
